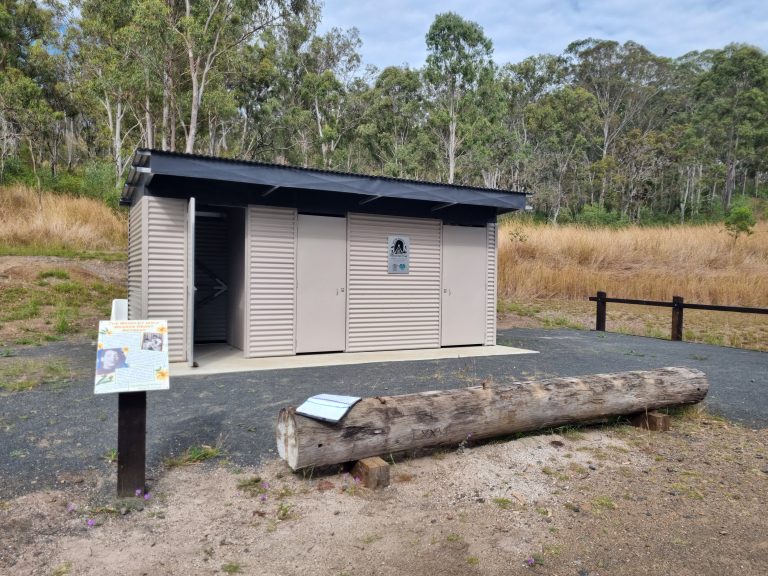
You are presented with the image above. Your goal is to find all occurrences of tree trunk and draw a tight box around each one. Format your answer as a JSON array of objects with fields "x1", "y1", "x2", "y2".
[{"x1": 276, "y1": 367, "x2": 708, "y2": 470}]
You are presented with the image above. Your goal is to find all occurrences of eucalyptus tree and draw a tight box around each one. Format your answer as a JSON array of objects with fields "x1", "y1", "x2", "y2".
[
  {"x1": 424, "y1": 12, "x2": 493, "y2": 184},
  {"x1": 164, "y1": 0, "x2": 313, "y2": 154},
  {"x1": 526, "y1": 86, "x2": 597, "y2": 222},
  {"x1": 0, "y1": 0, "x2": 64, "y2": 187},
  {"x1": 695, "y1": 44, "x2": 768, "y2": 209},
  {"x1": 357, "y1": 66, "x2": 424, "y2": 177},
  {"x1": 565, "y1": 39, "x2": 665, "y2": 208},
  {"x1": 73, "y1": 0, "x2": 145, "y2": 186}
]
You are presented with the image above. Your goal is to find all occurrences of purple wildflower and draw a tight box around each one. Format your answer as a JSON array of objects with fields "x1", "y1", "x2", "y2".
[
  {"x1": 525, "y1": 557, "x2": 535, "y2": 566},
  {"x1": 66, "y1": 503, "x2": 76, "y2": 513},
  {"x1": 259, "y1": 494, "x2": 268, "y2": 503},
  {"x1": 135, "y1": 489, "x2": 143, "y2": 497},
  {"x1": 87, "y1": 518, "x2": 95, "y2": 528},
  {"x1": 353, "y1": 476, "x2": 361, "y2": 485},
  {"x1": 261, "y1": 481, "x2": 270, "y2": 489},
  {"x1": 143, "y1": 492, "x2": 151, "y2": 501}
]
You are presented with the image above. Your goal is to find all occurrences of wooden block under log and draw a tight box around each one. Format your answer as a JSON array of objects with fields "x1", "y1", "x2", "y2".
[
  {"x1": 351, "y1": 457, "x2": 390, "y2": 489},
  {"x1": 629, "y1": 411, "x2": 671, "y2": 431}
]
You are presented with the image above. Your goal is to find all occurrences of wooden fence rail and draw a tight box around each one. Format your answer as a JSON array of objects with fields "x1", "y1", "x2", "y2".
[{"x1": 588, "y1": 291, "x2": 768, "y2": 341}]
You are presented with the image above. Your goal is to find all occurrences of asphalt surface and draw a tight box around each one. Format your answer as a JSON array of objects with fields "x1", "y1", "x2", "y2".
[{"x1": 1, "y1": 328, "x2": 766, "y2": 499}]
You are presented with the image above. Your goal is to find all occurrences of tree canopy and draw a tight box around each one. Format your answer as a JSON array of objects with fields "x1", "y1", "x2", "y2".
[{"x1": 1, "y1": 3, "x2": 767, "y2": 223}]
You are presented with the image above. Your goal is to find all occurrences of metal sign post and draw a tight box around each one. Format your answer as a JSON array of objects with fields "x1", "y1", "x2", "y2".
[{"x1": 117, "y1": 391, "x2": 147, "y2": 496}]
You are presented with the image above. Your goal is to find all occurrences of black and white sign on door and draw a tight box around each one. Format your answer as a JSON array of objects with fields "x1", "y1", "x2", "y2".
[{"x1": 388, "y1": 235, "x2": 410, "y2": 274}]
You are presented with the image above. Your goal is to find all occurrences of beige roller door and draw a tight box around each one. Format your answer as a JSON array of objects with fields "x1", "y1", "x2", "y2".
[
  {"x1": 347, "y1": 213, "x2": 441, "y2": 352},
  {"x1": 441, "y1": 225, "x2": 487, "y2": 346},
  {"x1": 296, "y1": 215, "x2": 346, "y2": 353},
  {"x1": 245, "y1": 206, "x2": 297, "y2": 358}
]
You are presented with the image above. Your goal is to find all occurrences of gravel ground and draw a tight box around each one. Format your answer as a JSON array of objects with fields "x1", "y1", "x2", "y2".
[{"x1": 1, "y1": 328, "x2": 766, "y2": 500}]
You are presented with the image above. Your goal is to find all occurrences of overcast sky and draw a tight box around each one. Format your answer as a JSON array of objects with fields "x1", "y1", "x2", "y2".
[{"x1": 316, "y1": 0, "x2": 768, "y2": 69}]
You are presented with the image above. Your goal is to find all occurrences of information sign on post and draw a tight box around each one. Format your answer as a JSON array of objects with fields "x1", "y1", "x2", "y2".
[
  {"x1": 95, "y1": 320, "x2": 170, "y2": 394},
  {"x1": 94, "y1": 319, "x2": 169, "y2": 497}
]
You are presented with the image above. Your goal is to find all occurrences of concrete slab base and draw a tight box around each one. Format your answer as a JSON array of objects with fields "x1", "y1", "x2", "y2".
[{"x1": 171, "y1": 344, "x2": 537, "y2": 377}]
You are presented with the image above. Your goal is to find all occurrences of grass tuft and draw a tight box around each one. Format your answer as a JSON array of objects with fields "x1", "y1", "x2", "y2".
[{"x1": 165, "y1": 445, "x2": 222, "y2": 468}]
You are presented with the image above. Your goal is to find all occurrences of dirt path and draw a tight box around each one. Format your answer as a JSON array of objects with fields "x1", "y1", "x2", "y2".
[{"x1": 3, "y1": 412, "x2": 767, "y2": 575}]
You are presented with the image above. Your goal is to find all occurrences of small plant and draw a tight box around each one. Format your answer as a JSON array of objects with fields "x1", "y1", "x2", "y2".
[
  {"x1": 54, "y1": 306, "x2": 75, "y2": 334},
  {"x1": 492, "y1": 497, "x2": 513, "y2": 510},
  {"x1": 362, "y1": 533, "x2": 382, "y2": 544},
  {"x1": 236, "y1": 476, "x2": 269, "y2": 497},
  {"x1": 446, "y1": 533, "x2": 462, "y2": 542},
  {"x1": 164, "y1": 444, "x2": 222, "y2": 468},
  {"x1": 103, "y1": 448, "x2": 117, "y2": 463},
  {"x1": 466, "y1": 556, "x2": 480, "y2": 566},
  {"x1": 221, "y1": 562, "x2": 243, "y2": 574},
  {"x1": 724, "y1": 203, "x2": 756, "y2": 240},
  {"x1": 276, "y1": 502, "x2": 293, "y2": 521},
  {"x1": 592, "y1": 495, "x2": 617, "y2": 511},
  {"x1": 51, "y1": 561, "x2": 72, "y2": 576}
]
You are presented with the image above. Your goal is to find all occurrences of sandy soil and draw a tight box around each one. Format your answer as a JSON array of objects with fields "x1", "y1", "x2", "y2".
[{"x1": 3, "y1": 412, "x2": 767, "y2": 576}]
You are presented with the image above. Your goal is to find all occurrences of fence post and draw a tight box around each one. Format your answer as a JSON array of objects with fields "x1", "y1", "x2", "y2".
[
  {"x1": 671, "y1": 296, "x2": 684, "y2": 341},
  {"x1": 596, "y1": 291, "x2": 607, "y2": 331}
]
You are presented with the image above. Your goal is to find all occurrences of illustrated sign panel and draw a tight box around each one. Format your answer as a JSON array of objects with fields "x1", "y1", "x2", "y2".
[
  {"x1": 94, "y1": 320, "x2": 170, "y2": 394},
  {"x1": 388, "y1": 235, "x2": 410, "y2": 274}
]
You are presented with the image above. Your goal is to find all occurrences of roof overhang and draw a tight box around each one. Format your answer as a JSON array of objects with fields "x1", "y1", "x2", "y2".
[{"x1": 121, "y1": 150, "x2": 528, "y2": 212}]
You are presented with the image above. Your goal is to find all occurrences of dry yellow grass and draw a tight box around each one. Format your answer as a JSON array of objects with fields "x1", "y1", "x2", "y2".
[
  {"x1": 0, "y1": 185, "x2": 126, "y2": 253},
  {"x1": 499, "y1": 221, "x2": 768, "y2": 307}
]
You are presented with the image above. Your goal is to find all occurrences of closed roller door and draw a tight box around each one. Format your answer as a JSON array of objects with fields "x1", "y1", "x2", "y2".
[
  {"x1": 194, "y1": 213, "x2": 229, "y2": 342},
  {"x1": 246, "y1": 206, "x2": 297, "y2": 358},
  {"x1": 347, "y1": 213, "x2": 441, "y2": 352},
  {"x1": 145, "y1": 196, "x2": 187, "y2": 362},
  {"x1": 485, "y1": 222, "x2": 497, "y2": 345},
  {"x1": 127, "y1": 198, "x2": 145, "y2": 320}
]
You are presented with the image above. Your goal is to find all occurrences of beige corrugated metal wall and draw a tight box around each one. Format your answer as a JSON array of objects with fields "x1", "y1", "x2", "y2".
[
  {"x1": 145, "y1": 196, "x2": 187, "y2": 362},
  {"x1": 127, "y1": 198, "x2": 145, "y2": 320},
  {"x1": 347, "y1": 213, "x2": 442, "y2": 352},
  {"x1": 485, "y1": 222, "x2": 497, "y2": 345},
  {"x1": 245, "y1": 206, "x2": 297, "y2": 358}
]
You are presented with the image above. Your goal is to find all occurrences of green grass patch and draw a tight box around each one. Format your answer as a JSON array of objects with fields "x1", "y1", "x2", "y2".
[
  {"x1": 37, "y1": 269, "x2": 70, "y2": 280},
  {"x1": 0, "y1": 297, "x2": 41, "y2": 322},
  {"x1": 165, "y1": 445, "x2": 222, "y2": 468},
  {"x1": 0, "y1": 245, "x2": 127, "y2": 261},
  {"x1": 0, "y1": 358, "x2": 70, "y2": 392},
  {"x1": 542, "y1": 316, "x2": 586, "y2": 330},
  {"x1": 591, "y1": 495, "x2": 617, "y2": 511},
  {"x1": 498, "y1": 300, "x2": 541, "y2": 317},
  {"x1": 492, "y1": 497, "x2": 513, "y2": 509}
]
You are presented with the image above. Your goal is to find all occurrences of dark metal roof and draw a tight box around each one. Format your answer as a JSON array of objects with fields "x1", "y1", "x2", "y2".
[{"x1": 121, "y1": 149, "x2": 528, "y2": 211}]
